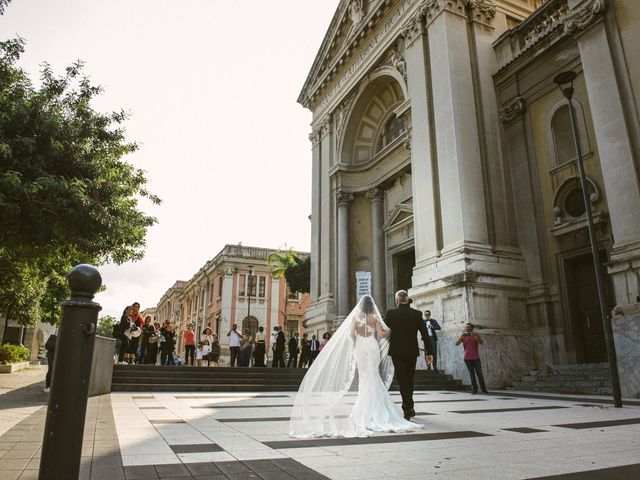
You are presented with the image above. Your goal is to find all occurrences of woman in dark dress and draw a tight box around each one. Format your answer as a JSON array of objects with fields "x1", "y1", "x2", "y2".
[
  {"x1": 117, "y1": 306, "x2": 132, "y2": 364},
  {"x1": 160, "y1": 323, "x2": 176, "y2": 366},
  {"x1": 140, "y1": 317, "x2": 154, "y2": 364}
]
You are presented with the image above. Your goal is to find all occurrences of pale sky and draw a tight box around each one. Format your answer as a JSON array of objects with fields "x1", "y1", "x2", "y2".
[{"x1": 1, "y1": 0, "x2": 336, "y2": 320}]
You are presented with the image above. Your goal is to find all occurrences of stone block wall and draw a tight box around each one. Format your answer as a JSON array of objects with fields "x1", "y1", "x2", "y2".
[{"x1": 612, "y1": 313, "x2": 640, "y2": 399}]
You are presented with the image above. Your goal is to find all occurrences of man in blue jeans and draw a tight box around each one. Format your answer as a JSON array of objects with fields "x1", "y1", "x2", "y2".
[{"x1": 455, "y1": 323, "x2": 488, "y2": 394}]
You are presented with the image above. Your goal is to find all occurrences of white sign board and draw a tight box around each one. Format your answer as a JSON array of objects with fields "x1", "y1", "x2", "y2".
[{"x1": 355, "y1": 271, "x2": 372, "y2": 303}]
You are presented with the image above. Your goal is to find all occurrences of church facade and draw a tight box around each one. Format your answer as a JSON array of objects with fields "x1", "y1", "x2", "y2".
[{"x1": 300, "y1": 0, "x2": 640, "y2": 396}]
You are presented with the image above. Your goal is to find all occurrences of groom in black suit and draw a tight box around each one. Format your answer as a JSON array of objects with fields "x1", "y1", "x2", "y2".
[{"x1": 384, "y1": 290, "x2": 433, "y2": 420}]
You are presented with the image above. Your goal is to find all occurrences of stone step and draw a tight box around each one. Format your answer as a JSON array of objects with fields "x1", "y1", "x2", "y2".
[
  {"x1": 111, "y1": 365, "x2": 464, "y2": 392},
  {"x1": 513, "y1": 380, "x2": 611, "y2": 389},
  {"x1": 112, "y1": 383, "x2": 466, "y2": 393},
  {"x1": 519, "y1": 374, "x2": 611, "y2": 382}
]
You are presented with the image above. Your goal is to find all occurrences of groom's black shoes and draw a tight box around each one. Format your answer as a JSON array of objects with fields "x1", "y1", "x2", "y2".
[{"x1": 404, "y1": 408, "x2": 416, "y2": 420}]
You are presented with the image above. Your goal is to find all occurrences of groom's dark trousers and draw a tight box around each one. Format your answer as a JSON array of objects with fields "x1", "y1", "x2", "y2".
[{"x1": 384, "y1": 303, "x2": 432, "y2": 415}]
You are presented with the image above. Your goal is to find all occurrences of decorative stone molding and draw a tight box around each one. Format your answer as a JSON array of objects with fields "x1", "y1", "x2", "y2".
[
  {"x1": 366, "y1": 187, "x2": 384, "y2": 203},
  {"x1": 499, "y1": 97, "x2": 527, "y2": 124},
  {"x1": 335, "y1": 188, "x2": 354, "y2": 206},
  {"x1": 223, "y1": 267, "x2": 235, "y2": 277},
  {"x1": 348, "y1": 0, "x2": 366, "y2": 28},
  {"x1": 469, "y1": 0, "x2": 497, "y2": 27},
  {"x1": 563, "y1": 0, "x2": 606, "y2": 34},
  {"x1": 386, "y1": 43, "x2": 407, "y2": 80}
]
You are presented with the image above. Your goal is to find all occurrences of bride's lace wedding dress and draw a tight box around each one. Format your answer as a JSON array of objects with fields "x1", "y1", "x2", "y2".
[{"x1": 289, "y1": 295, "x2": 422, "y2": 438}]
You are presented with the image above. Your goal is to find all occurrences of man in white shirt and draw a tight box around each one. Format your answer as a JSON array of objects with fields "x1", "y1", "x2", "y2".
[{"x1": 227, "y1": 323, "x2": 242, "y2": 367}]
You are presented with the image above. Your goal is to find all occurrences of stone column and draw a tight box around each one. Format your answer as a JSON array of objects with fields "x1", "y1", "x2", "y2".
[
  {"x1": 309, "y1": 128, "x2": 321, "y2": 300},
  {"x1": 319, "y1": 116, "x2": 334, "y2": 297},
  {"x1": 367, "y1": 187, "x2": 386, "y2": 310},
  {"x1": 402, "y1": 12, "x2": 440, "y2": 264},
  {"x1": 336, "y1": 188, "x2": 354, "y2": 316},
  {"x1": 568, "y1": 0, "x2": 640, "y2": 308}
]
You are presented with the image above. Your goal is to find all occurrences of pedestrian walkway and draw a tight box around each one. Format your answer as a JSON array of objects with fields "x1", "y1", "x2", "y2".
[{"x1": 1, "y1": 370, "x2": 639, "y2": 479}]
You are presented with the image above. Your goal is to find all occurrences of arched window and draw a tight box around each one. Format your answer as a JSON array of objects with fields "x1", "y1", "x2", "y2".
[
  {"x1": 547, "y1": 100, "x2": 590, "y2": 167},
  {"x1": 551, "y1": 105, "x2": 575, "y2": 165},
  {"x1": 377, "y1": 114, "x2": 405, "y2": 152}
]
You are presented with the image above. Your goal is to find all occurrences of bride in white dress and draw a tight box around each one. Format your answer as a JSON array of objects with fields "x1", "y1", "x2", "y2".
[{"x1": 289, "y1": 295, "x2": 422, "y2": 438}]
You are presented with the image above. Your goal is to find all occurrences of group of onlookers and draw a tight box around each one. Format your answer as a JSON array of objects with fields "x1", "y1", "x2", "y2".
[
  {"x1": 226, "y1": 324, "x2": 333, "y2": 368},
  {"x1": 114, "y1": 303, "x2": 220, "y2": 366}
]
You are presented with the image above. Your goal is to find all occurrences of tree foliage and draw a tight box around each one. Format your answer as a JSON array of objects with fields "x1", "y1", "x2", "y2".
[
  {"x1": 284, "y1": 255, "x2": 310, "y2": 295},
  {"x1": 0, "y1": 1, "x2": 12, "y2": 15},
  {"x1": 0, "y1": 38, "x2": 159, "y2": 326},
  {"x1": 267, "y1": 248, "x2": 310, "y2": 295},
  {"x1": 96, "y1": 315, "x2": 117, "y2": 338}
]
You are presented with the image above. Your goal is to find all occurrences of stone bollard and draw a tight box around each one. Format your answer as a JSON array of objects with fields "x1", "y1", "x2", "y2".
[{"x1": 39, "y1": 264, "x2": 102, "y2": 480}]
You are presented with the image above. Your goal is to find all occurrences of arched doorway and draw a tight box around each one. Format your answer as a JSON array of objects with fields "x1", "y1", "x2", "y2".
[{"x1": 241, "y1": 316, "x2": 259, "y2": 337}]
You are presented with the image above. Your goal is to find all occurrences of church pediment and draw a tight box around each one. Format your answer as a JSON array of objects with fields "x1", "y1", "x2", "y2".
[
  {"x1": 383, "y1": 202, "x2": 413, "y2": 231},
  {"x1": 298, "y1": 0, "x2": 390, "y2": 108}
]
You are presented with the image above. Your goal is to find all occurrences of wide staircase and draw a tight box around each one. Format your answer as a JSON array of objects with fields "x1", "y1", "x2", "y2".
[
  {"x1": 510, "y1": 363, "x2": 612, "y2": 395},
  {"x1": 111, "y1": 365, "x2": 465, "y2": 392}
]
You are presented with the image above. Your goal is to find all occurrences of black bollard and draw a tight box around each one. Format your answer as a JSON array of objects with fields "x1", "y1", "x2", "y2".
[{"x1": 39, "y1": 264, "x2": 102, "y2": 480}]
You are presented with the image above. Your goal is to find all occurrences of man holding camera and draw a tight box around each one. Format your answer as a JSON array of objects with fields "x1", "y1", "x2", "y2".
[{"x1": 455, "y1": 323, "x2": 488, "y2": 394}]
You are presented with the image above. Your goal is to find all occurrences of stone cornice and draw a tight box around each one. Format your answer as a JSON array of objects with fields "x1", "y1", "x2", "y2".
[
  {"x1": 499, "y1": 97, "x2": 527, "y2": 124},
  {"x1": 299, "y1": 0, "x2": 415, "y2": 112},
  {"x1": 494, "y1": 0, "x2": 607, "y2": 75}
]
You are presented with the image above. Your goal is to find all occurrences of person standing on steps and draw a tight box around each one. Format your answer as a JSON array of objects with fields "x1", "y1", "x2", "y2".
[
  {"x1": 227, "y1": 323, "x2": 242, "y2": 367},
  {"x1": 423, "y1": 309, "x2": 441, "y2": 372},
  {"x1": 287, "y1": 331, "x2": 299, "y2": 368},
  {"x1": 308, "y1": 334, "x2": 319, "y2": 366},
  {"x1": 182, "y1": 324, "x2": 196, "y2": 366},
  {"x1": 272, "y1": 326, "x2": 286, "y2": 368},
  {"x1": 383, "y1": 290, "x2": 433, "y2": 421},
  {"x1": 455, "y1": 323, "x2": 488, "y2": 394}
]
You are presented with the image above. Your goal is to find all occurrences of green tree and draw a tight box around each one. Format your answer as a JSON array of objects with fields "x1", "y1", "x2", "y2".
[
  {"x1": 0, "y1": 1, "x2": 12, "y2": 15},
  {"x1": 284, "y1": 256, "x2": 310, "y2": 295},
  {"x1": 0, "y1": 38, "x2": 159, "y2": 328},
  {"x1": 96, "y1": 315, "x2": 117, "y2": 338}
]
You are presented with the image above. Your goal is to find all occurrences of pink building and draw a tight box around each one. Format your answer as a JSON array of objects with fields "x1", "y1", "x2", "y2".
[{"x1": 157, "y1": 244, "x2": 309, "y2": 364}]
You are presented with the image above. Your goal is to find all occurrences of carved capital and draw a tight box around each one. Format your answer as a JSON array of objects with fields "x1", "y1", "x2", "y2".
[
  {"x1": 366, "y1": 187, "x2": 384, "y2": 203},
  {"x1": 469, "y1": 0, "x2": 496, "y2": 27},
  {"x1": 319, "y1": 114, "x2": 332, "y2": 139},
  {"x1": 223, "y1": 267, "x2": 235, "y2": 277},
  {"x1": 335, "y1": 188, "x2": 354, "y2": 206},
  {"x1": 308, "y1": 129, "x2": 320, "y2": 146},
  {"x1": 424, "y1": 0, "x2": 467, "y2": 26},
  {"x1": 499, "y1": 97, "x2": 527, "y2": 124},
  {"x1": 402, "y1": 6, "x2": 426, "y2": 47},
  {"x1": 564, "y1": 0, "x2": 606, "y2": 34}
]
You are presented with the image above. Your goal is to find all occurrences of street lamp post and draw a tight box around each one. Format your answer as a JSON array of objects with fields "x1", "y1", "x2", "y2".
[
  {"x1": 553, "y1": 71, "x2": 623, "y2": 408},
  {"x1": 247, "y1": 265, "x2": 254, "y2": 322}
]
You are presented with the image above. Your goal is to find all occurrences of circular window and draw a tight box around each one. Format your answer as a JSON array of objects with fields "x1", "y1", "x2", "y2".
[{"x1": 564, "y1": 188, "x2": 587, "y2": 217}]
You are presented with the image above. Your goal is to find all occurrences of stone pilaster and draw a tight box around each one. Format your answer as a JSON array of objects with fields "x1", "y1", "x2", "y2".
[
  {"x1": 336, "y1": 188, "x2": 354, "y2": 316},
  {"x1": 402, "y1": 8, "x2": 441, "y2": 264},
  {"x1": 220, "y1": 267, "x2": 235, "y2": 349},
  {"x1": 309, "y1": 128, "x2": 321, "y2": 301},
  {"x1": 366, "y1": 187, "x2": 386, "y2": 311},
  {"x1": 319, "y1": 116, "x2": 333, "y2": 299},
  {"x1": 425, "y1": 2, "x2": 489, "y2": 249}
]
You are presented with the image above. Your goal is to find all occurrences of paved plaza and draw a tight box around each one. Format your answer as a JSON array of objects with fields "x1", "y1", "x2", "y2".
[{"x1": 1, "y1": 368, "x2": 640, "y2": 480}]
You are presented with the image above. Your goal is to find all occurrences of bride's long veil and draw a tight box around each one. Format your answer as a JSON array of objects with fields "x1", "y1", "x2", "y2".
[{"x1": 289, "y1": 295, "x2": 393, "y2": 438}]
